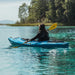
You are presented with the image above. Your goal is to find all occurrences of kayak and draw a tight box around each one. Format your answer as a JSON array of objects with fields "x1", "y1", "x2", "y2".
[{"x1": 8, "y1": 37, "x2": 69, "y2": 48}]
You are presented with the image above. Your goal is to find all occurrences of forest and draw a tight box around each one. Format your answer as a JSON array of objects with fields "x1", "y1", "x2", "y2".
[{"x1": 18, "y1": 0, "x2": 75, "y2": 25}]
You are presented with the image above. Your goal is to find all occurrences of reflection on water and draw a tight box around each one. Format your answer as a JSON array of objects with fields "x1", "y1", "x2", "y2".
[{"x1": 0, "y1": 25, "x2": 75, "y2": 75}]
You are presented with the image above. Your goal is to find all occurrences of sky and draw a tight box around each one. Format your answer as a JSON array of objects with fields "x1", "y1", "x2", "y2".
[{"x1": 0, "y1": 0, "x2": 31, "y2": 22}]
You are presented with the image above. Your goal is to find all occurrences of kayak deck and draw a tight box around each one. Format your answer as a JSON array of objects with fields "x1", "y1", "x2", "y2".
[{"x1": 8, "y1": 37, "x2": 69, "y2": 48}]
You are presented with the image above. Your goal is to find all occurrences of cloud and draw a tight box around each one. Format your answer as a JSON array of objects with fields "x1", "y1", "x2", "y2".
[
  {"x1": 0, "y1": 0, "x2": 31, "y2": 3},
  {"x1": 0, "y1": 3, "x2": 19, "y2": 21},
  {"x1": 0, "y1": 0, "x2": 31, "y2": 5},
  {"x1": 0, "y1": 0, "x2": 31, "y2": 21}
]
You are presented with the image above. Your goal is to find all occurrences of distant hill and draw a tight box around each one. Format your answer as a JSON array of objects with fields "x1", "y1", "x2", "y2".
[{"x1": 0, "y1": 20, "x2": 15, "y2": 24}]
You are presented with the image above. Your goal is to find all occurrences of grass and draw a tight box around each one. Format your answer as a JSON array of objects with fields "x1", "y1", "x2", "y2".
[
  {"x1": 0, "y1": 22, "x2": 74, "y2": 26},
  {"x1": 5, "y1": 23, "x2": 64, "y2": 26}
]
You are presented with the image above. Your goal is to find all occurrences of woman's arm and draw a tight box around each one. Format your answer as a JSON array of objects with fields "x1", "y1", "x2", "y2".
[
  {"x1": 29, "y1": 33, "x2": 40, "y2": 41},
  {"x1": 23, "y1": 33, "x2": 40, "y2": 44}
]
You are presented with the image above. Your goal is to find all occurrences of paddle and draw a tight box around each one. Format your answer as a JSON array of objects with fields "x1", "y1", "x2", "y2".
[
  {"x1": 13, "y1": 23, "x2": 57, "y2": 48},
  {"x1": 48, "y1": 23, "x2": 57, "y2": 31}
]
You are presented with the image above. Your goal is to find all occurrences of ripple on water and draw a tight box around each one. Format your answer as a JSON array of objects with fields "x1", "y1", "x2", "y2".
[{"x1": 0, "y1": 26, "x2": 75, "y2": 75}]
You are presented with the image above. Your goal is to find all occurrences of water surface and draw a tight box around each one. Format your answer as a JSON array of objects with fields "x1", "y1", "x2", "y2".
[{"x1": 0, "y1": 25, "x2": 75, "y2": 75}]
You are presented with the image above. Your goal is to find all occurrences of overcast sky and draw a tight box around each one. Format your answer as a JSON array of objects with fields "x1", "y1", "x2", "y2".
[{"x1": 0, "y1": 0, "x2": 31, "y2": 22}]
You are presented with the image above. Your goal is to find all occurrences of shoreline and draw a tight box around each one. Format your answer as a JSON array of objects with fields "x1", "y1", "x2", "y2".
[{"x1": 0, "y1": 23, "x2": 75, "y2": 26}]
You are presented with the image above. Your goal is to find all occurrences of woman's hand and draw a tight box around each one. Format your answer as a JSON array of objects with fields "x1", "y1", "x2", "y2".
[
  {"x1": 23, "y1": 39, "x2": 31, "y2": 44},
  {"x1": 23, "y1": 41, "x2": 28, "y2": 44}
]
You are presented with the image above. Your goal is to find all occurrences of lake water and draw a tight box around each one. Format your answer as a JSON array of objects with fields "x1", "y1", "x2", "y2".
[{"x1": 0, "y1": 25, "x2": 75, "y2": 75}]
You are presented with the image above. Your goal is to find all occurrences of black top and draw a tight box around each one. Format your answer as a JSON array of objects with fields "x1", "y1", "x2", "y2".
[{"x1": 30, "y1": 30, "x2": 49, "y2": 41}]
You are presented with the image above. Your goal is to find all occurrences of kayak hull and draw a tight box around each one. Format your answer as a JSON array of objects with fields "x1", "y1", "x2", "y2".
[{"x1": 8, "y1": 37, "x2": 69, "y2": 48}]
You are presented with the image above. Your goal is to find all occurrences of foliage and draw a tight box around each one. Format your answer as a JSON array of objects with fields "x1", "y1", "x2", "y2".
[
  {"x1": 18, "y1": 3, "x2": 28, "y2": 23},
  {"x1": 18, "y1": 0, "x2": 75, "y2": 25}
]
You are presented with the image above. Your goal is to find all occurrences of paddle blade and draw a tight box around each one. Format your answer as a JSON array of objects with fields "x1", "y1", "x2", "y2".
[
  {"x1": 48, "y1": 23, "x2": 57, "y2": 31},
  {"x1": 13, "y1": 46, "x2": 19, "y2": 48}
]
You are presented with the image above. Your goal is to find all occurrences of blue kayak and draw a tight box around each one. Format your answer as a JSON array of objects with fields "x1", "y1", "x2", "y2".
[{"x1": 8, "y1": 37, "x2": 69, "y2": 48}]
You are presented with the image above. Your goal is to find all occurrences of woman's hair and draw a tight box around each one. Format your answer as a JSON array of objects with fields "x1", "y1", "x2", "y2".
[{"x1": 39, "y1": 24, "x2": 46, "y2": 31}]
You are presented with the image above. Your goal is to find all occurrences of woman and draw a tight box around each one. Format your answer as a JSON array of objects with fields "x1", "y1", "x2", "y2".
[{"x1": 24, "y1": 24, "x2": 49, "y2": 43}]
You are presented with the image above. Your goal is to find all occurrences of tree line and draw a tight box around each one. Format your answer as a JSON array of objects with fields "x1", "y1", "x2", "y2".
[{"x1": 18, "y1": 0, "x2": 75, "y2": 25}]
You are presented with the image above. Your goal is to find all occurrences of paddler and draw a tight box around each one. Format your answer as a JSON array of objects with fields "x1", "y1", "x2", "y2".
[{"x1": 24, "y1": 24, "x2": 49, "y2": 43}]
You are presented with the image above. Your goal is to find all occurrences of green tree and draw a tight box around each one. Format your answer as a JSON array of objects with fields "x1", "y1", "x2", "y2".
[
  {"x1": 28, "y1": 0, "x2": 48, "y2": 22},
  {"x1": 18, "y1": 3, "x2": 28, "y2": 23},
  {"x1": 18, "y1": 0, "x2": 75, "y2": 25},
  {"x1": 64, "y1": 0, "x2": 75, "y2": 24},
  {"x1": 46, "y1": 0, "x2": 56, "y2": 22},
  {"x1": 27, "y1": 0, "x2": 38, "y2": 23},
  {"x1": 55, "y1": 0, "x2": 65, "y2": 22}
]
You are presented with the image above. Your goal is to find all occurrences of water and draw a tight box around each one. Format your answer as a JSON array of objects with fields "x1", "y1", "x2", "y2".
[{"x1": 0, "y1": 25, "x2": 75, "y2": 75}]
